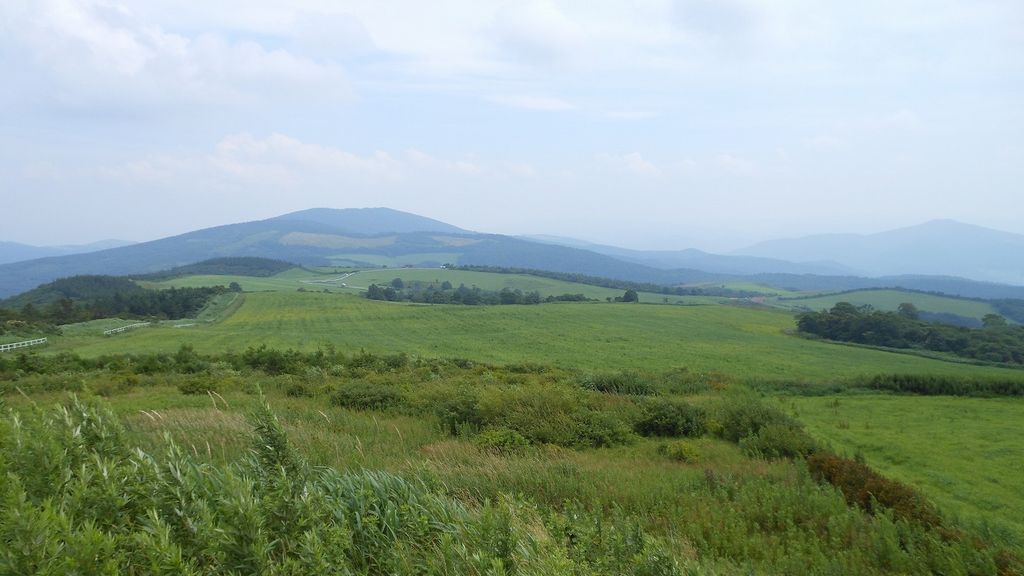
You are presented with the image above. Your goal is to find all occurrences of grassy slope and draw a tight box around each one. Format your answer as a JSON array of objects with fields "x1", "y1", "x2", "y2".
[
  {"x1": 48, "y1": 291, "x2": 1024, "y2": 381},
  {"x1": 790, "y1": 394, "x2": 1024, "y2": 544},
  {"x1": 776, "y1": 289, "x2": 999, "y2": 320}
]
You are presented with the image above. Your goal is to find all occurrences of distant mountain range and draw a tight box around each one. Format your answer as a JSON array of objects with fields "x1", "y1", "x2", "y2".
[
  {"x1": 736, "y1": 219, "x2": 1024, "y2": 286},
  {"x1": 0, "y1": 239, "x2": 135, "y2": 266},
  {"x1": 1, "y1": 208, "x2": 1023, "y2": 300},
  {"x1": 524, "y1": 235, "x2": 857, "y2": 276}
]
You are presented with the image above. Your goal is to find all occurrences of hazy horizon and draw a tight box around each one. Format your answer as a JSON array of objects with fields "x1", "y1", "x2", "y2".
[{"x1": 3, "y1": 1, "x2": 1022, "y2": 251}]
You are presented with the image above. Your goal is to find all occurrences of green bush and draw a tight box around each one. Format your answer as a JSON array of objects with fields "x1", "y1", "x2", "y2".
[
  {"x1": 657, "y1": 441, "x2": 701, "y2": 464},
  {"x1": 176, "y1": 376, "x2": 219, "y2": 395},
  {"x1": 285, "y1": 381, "x2": 312, "y2": 398},
  {"x1": 739, "y1": 424, "x2": 817, "y2": 459},
  {"x1": 579, "y1": 370, "x2": 657, "y2": 395},
  {"x1": 713, "y1": 397, "x2": 797, "y2": 442},
  {"x1": 477, "y1": 384, "x2": 635, "y2": 448},
  {"x1": 426, "y1": 387, "x2": 483, "y2": 436},
  {"x1": 635, "y1": 398, "x2": 707, "y2": 437},
  {"x1": 474, "y1": 427, "x2": 530, "y2": 454},
  {"x1": 329, "y1": 381, "x2": 404, "y2": 411}
]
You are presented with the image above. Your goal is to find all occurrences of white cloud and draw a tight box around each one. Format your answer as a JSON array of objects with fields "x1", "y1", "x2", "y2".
[
  {"x1": 488, "y1": 94, "x2": 575, "y2": 111},
  {"x1": 10, "y1": 0, "x2": 350, "y2": 111},
  {"x1": 715, "y1": 153, "x2": 753, "y2": 174},
  {"x1": 599, "y1": 152, "x2": 661, "y2": 176},
  {"x1": 491, "y1": 0, "x2": 587, "y2": 66}
]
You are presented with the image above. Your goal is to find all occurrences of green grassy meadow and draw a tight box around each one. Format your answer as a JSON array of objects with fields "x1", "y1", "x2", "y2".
[
  {"x1": 44, "y1": 290, "x2": 1024, "y2": 381},
  {"x1": 790, "y1": 394, "x2": 1024, "y2": 545},
  {"x1": 154, "y1": 267, "x2": 700, "y2": 304},
  {"x1": 776, "y1": 289, "x2": 1000, "y2": 320}
]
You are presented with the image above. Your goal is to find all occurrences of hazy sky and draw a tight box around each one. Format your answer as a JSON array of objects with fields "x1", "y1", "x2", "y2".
[{"x1": 2, "y1": 0, "x2": 1022, "y2": 251}]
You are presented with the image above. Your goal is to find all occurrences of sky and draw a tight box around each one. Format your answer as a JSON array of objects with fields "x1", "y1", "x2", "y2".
[{"x1": 1, "y1": 0, "x2": 1022, "y2": 252}]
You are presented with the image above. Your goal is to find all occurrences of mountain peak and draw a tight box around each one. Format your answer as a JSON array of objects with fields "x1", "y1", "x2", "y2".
[{"x1": 270, "y1": 207, "x2": 469, "y2": 235}]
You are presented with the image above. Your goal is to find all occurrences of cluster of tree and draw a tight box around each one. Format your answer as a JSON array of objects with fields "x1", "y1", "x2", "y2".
[
  {"x1": 450, "y1": 265, "x2": 763, "y2": 298},
  {"x1": 365, "y1": 279, "x2": 596, "y2": 305},
  {"x1": 797, "y1": 302, "x2": 1024, "y2": 365},
  {"x1": 0, "y1": 275, "x2": 229, "y2": 330},
  {"x1": 138, "y1": 257, "x2": 296, "y2": 280}
]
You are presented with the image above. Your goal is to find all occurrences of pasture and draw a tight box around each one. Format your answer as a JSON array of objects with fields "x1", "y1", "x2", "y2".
[
  {"x1": 153, "y1": 267, "x2": 700, "y2": 304},
  {"x1": 45, "y1": 290, "x2": 1024, "y2": 382},
  {"x1": 791, "y1": 394, "x2": 1024, "y2": 546},
  {"x1": 776, "y1": 289, "x2": 1000, "y2": 321}
]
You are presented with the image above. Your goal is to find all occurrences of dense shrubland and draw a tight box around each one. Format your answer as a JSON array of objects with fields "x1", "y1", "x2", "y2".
[
  {"x1": 1, "y1": 348, "x2": 1020, "y2": 573},
  {"x1": 797, "y1": 302, "x2": 1024, "y2": 365}
]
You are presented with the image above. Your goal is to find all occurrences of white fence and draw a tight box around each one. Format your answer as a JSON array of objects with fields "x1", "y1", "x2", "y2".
[
  {"x1": 103, "y1": 322, "x2": 150, "y2": 336},
  {"x1": 0, "y1": 337, "x2": 48, "y2": 353}
]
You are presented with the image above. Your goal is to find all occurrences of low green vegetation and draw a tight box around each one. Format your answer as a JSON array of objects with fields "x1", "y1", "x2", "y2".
[{"x1": 3, "y1": 349, "x2": 1020, "y2": 573}]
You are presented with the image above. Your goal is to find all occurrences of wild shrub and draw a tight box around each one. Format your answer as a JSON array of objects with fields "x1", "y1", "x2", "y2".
[
  {"x1": 713, "y1": 396, "x2": 798, "y2": 442},
  {"x1": 807, "y1": 453, "x2": 941, "y2": 527},
  {"x1": 477, "y1": 384, "x2": 635, "y2": 448},
  {"x1": 329, "y1": 380, "x2": 404, "y2": 411},
  {"x1": 424, "y1": 386, "x2": 483, "y2": 436},
  {"x1": 176, "y1": 376, "x2": 219, "y2": 395},
  {"x1": 285, "y1": 381, "x2": 312, "y2": 398},
  {"x1": 474, "y1": 427, "x2": 530, "y2": 455},
  {"x1": 739, "y1": 423, "x2": 818, "y2": 459},
  {"x1": 579, "y1": 370, "x2": 657, "y2": 395},
  {"x1": 634, "y1": 398, "x2": 707, "y2": 437},
  {"x1": 545, "y1": 503, "x2": 681, "y2": 576},
  {"x1": 657, "y1": 441, "x2": 701, "y2": 464}
]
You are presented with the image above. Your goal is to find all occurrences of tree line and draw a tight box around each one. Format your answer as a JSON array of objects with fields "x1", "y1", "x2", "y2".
[
  {"x1": 796, "y1": 302, "x2": 1024, "y2": 365},
  {"x1": 365, "y1": 278, "x2": 596, "y2": 305}
]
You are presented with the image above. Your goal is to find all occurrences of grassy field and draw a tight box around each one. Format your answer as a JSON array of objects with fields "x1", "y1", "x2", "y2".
[
  {"x1": 790, "y1": 394, "x2": 1024, "y2": 546},
  {"x1": 153, "y1": 267, "x2": 700, "y2": 304},
  {"x1": 45, "y1": 290, "x2": 1024, "y2": 381},
  {"x1": 776, "y1": 289, "x2": 1000, "y2": 320},
  {"x1": 704, "y1": 281, "x2": 808, "y2": 297}
]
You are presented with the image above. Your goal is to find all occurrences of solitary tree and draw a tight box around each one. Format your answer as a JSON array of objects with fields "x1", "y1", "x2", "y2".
[
  {"x1": 622, "y1": 289, "x2": 639, "y2": 303},
  {"x1": 982, "y1": 313, "x2": 1008, "y2": 328},
  {"x1": 897, "y1": 302, "x2": 919, "y2": 320}
]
